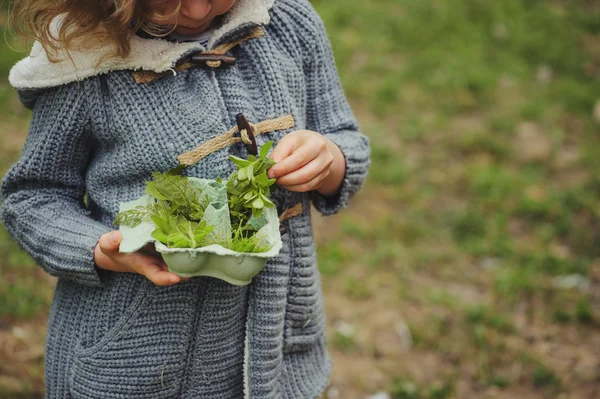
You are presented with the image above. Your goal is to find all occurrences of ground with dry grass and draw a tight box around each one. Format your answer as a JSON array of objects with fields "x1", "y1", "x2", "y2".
[{"x1": 1, "y1": 1, "x2": 599, "y2": 398}]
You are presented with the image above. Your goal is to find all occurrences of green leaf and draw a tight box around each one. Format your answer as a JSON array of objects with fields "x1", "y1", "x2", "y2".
[
  {"x1": 252, "y1": 207, "x2": 264, "y2": 218},
  {"x1": 168, "y1": 231, "x2": 191, "y2": 248},
  {"x1": 161, "y1": 217, "x2": 215, "y2": 249},
  {"x1": 145, "y1": 184, "x2": 169, "y2": 201},
  {"x1": 254, "y1": 171, "x2": 276, "y2": 187},
  {"x1": 260, "y1": 141, "x2": 274, "y2": 160},
  {"x1": 150, "y1": 214, "x2": 170, "y2": 234},
  {"x1": 144, "y1": 172, "x2": 205, "y2": 219},
  {"x1": 113, "y1": 205, "x2": 151, "y2": 227},
  {"x1": 227, "y1": 176, "x2": 240, "y2": 195},
  {"x1": 252, "y1": 197, "x2": 264, "y2": 209},
  {"x1": 167, "y1": 217, "x2": 194, "y2": 248},
  {"x1": 237, "y1": 180, "x2": 250, "y2": 190},
  {"x1": 150, "y1": 214, "x2": 175, "y2": 246},
  {"x1": 151, "y1": 229, "x2": 169, "y2": 245},
  {"x1": 166, "y1": 164, "x2": 186, "y2": 176},
  {"x1": 194, "y1": 221, "x2": 214, "y2": 245},
  {"x1": 262, "y1": 158, "x2": 276, "y2": 171},
  {"x1": 229, "y1": 155, "x2": 251, "y2": 168},
  {"x1": 189, "y1": 203, "x2": 205, "y2": 221},
  {"x1": 238, "y1": 167, "x2": 248, "y2": 181},
  {"x1": 260, "y1": 192, "x2": 275, "y2": 208},
  {"x1": 225, "y1": 140, "x2": 279, "y2": 249}
]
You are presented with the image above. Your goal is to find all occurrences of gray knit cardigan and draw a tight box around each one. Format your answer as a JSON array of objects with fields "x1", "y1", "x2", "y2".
[{"x1": 1, "y1": 0, "x2": 370, "y2": 397}]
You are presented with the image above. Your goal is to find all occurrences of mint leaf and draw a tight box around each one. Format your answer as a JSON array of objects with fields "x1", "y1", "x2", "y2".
[
  {"x1": 259, "y1": 140, "x2": 273, "y2": 159},
  {"x1": 229, "y1": 155, "x2": 251, "y2": 168}
]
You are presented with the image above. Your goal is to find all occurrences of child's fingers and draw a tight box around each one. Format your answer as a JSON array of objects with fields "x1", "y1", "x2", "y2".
[
  {"x1": 136, "y1": 261, "x2": 181, "y2": 286},
  {"x1": 280, "y1": 172, "x2": 328, "y2": 193},
  {"x1": 269, "y1": 143, "x2": 318, "y2": 179},
  {"x1": 269, "y1": 134, "x2": 297, "y2": 164},
  {"x1": 95, "y1": 234, "x2": 184, "y2": 285},
  {"x1": 128, "y1": 253, "x2": 180, "y2": 285},
  {"x1": 98, "y1": 230, "x2": 122, "y2": 254},
  {"x1": 149, "y1": 260, "x2": 190, "y2": 281},
  {"x1": 276, "y1": 156, "x2": 332, "y2": 186}
]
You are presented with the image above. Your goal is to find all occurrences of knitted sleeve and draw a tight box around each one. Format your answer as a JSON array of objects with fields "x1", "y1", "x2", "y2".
[
  {"x1": 289, "y1": 0, "x2": 371, "y2": 215},
  {"x1": 1, "y1": 82, "x2": 113, "y2": 287}
]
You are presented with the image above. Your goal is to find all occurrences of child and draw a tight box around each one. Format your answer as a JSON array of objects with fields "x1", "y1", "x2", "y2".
[{"x1": 2, "y1": 0, "x2": 370, "y2": 397}]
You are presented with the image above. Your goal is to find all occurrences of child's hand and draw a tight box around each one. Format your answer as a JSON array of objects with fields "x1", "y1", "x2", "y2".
[
  {"x1": 94, "y1": 231, "x2": 183, "y2": 286},
  {"x1": 268, "y1": 130, "x2": 346, "y2": 196}
]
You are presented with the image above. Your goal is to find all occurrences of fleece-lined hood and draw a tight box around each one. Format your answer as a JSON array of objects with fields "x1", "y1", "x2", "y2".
[{"x1": 9, "y1": 0, "x2": 274, "y2": 92}]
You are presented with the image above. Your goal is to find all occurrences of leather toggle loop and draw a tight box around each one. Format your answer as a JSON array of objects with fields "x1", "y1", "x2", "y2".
[{"x1": 236, "y1": 113, "x2": 258, "y2": 155}]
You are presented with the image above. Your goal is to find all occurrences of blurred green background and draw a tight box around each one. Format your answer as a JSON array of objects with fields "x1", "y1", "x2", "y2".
[{"x1": 1, "y1": 0, "x2": 599, "y2": 398}]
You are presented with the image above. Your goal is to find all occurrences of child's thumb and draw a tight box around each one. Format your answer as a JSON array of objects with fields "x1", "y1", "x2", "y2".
[{"x1": 100, "y1": 230, "x2": 122, "y2": 251}]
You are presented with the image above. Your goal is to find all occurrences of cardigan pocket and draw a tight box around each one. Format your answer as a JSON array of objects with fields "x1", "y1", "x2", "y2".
[
  {"x1": 68, "y1": 279, "x2": 203, "y2": 398},
  {"x1": 282, "y1": 199, "x2": 327, "y2": 353}
]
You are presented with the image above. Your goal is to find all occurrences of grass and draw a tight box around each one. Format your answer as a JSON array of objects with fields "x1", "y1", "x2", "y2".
[
  {"x1": 2, "y1": 0, "x2": 600, "y2": 397},
  {"x1": 391, "y1": 377, "x2": 454, "y2": 399},
  {"x1": 312, "y1": 0, "x2": 599, "y2": 397}
]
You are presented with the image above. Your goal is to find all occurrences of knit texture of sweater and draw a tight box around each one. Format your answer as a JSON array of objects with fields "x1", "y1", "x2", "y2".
[{"x1": 1, "y1": 0, "x2": 370, "y2": 397}]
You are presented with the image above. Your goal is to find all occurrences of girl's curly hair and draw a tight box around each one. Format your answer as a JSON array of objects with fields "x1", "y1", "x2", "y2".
[{"x1": 10, "y1": 0, "x2": 181, "y2": 61}]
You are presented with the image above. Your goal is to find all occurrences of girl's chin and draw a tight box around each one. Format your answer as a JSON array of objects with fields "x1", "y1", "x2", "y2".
[{"x1": 174, "y1": 21, "x2": 213, "y2": 36}]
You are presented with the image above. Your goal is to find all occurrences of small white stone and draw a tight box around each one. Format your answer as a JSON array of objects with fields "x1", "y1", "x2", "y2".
[
  {"x1": 514, "y1": 122, "x2": 552, "y2": 163},
  {"x1": 12, "y1": 326, "x2": 25, "y2": 339},
  {"x1": 480, "y1": 257, "x2": 500, "y2": 270},
  {"x1": 536, "y1": 65, "x2": 553, "y2": 84},
  {"x1": 552, "y1": 274, "x2": 589, "y2": 293},
  {"x1": 365, "y1": 391, "x2": 391, "y2": 399},
  {"x1": 394, "y1": 320, "x2": 413, "y2": 349},
  {"x1": 327, "y1": 386, "x2": 340, "y2": 399},
  {"x1": 333, "y1": 320, "x2": 355, "y2": 337}
]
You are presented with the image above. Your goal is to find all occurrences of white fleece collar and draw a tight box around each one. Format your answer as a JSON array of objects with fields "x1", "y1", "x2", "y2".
[{"x1": 9, "y1": 0, "x2": 274, "y2": 90}]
